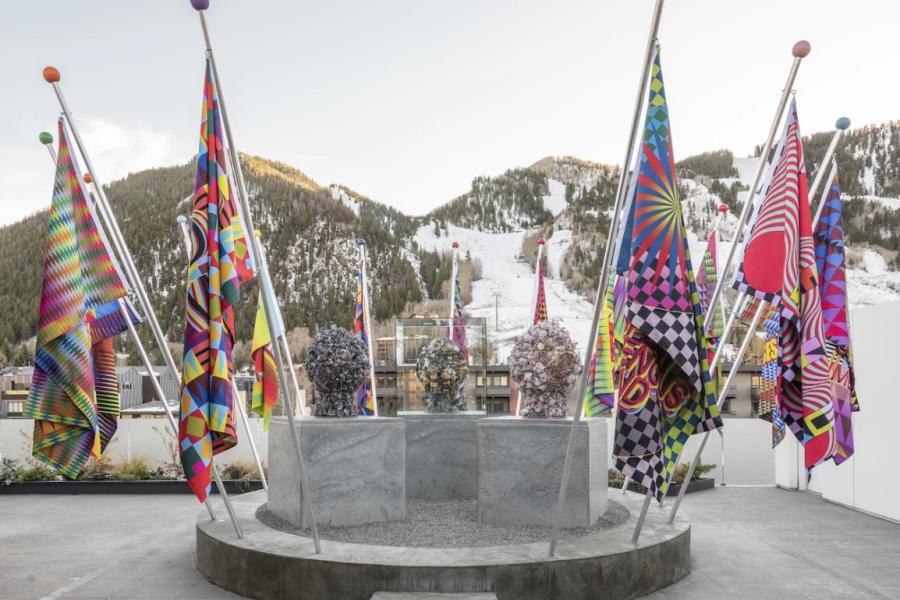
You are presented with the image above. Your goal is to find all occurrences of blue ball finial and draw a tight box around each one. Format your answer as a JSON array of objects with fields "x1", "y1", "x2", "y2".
[
  {"x1": 835, "y1": 117, "x2": 851, "y2": 131},
  {"x1": 176, "y1": 215, "x2": 187, "y2": 224},
  {"x1": 190, "y1": 0, "x2": 209, "y2": 11},
  {"x1": 357, "y1": 238, "x2": 366, "y2": 246}
]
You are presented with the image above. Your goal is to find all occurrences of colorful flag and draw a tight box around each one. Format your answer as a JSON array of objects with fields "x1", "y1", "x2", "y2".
[
  {"x1": 697, "y1": 228, "x2": 724, "y2": 340},
  {"x1": 813, "y1": 169, "x2": 859, "y2": 464},
  {"x1": 732, "y1": 101, "x2": 835, "y2": 469},
  {"x1": 251, "y1": 292, "x2": 278, "y2": 430},
  {"x1": 612, "y1": 51, "x2": 723, "y2": 501},
  {"x1": 24, "y1": 118, "x2": 138, "y2": 478},
  {"x1": 354, "y1": 242, "x2": 376, "y2": 415},
  {"x1": 449, "y1": 247, "x2": 468, "y2": 362},
  {"x1": 533, "y1": 240, "x2": 549, "y2": 324},
  {"x1": 179, "y1": 59, "x2": 253, "y2": 502},
  {"x1": 757, "y1": 311, "x2": 785, "y2": 447},
  {"x1": 582, "y1": 279, "x2": 616, "y2": 416}
]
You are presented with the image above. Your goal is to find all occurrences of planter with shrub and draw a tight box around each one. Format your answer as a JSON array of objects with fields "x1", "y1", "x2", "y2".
[
  {"x1": 0, "y1": 457, "x2": 264, "y2": 494},
  {"x1": 607, "y1": 462, "x2": 716, "y2": 496}
]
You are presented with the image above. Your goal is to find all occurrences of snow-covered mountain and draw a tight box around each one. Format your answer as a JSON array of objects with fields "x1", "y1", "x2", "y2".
[{"x1": 2, "y1": 121, "x2": 899, "y2": 366}]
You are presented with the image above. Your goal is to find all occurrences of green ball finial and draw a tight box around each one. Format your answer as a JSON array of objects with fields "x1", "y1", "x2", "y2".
[
  {"x1": 835, "y1": 117, "x2": 851, "y2": 131},
  {"x1": 39, "y1": 132, "x2": 53, "y2": 145}
]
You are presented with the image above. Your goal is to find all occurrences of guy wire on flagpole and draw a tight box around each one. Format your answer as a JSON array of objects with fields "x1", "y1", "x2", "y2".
[
  {"x1": 193, "y1": 1, "x2": 321, "y2": 553},
  {"x1": 41, "y1": 112, "x2": 232, "y2": 526},
  {"x1": 517, "y1": 239, "x2": 545, "y2": 416},
  {"x1": 358, "y1": 240, "x2": 380, "y2": 417},
  {"x1": 177, "y1": 216, "x2": 268, "y2": 491},
  {"x1": 700, "y1": 41, "x2": 810, "y2": 336},
  {"x1": 548, "y1": 0, "x2": 665, "y2": 557}
]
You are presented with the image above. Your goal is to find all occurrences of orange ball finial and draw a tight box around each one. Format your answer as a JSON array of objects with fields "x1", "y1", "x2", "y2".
[
  {"x1": 83, "y1": 173, "x2": 93, "y2": 184},
  {"x1": 43, "y1": 66, "x2": 60, "y2": 83},
  {"x1": 792, "y1": 40, "x2": 811, "y2": 58}
]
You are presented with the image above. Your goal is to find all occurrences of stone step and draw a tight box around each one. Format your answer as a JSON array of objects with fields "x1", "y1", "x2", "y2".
[{"x1": 370, "y1": 594, "x2": 498, "y2": 600}]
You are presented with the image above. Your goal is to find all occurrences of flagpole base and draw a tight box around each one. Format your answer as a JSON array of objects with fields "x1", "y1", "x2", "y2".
[{"x1": 196, "y1": 489, "x2": 690, "y2": 600}]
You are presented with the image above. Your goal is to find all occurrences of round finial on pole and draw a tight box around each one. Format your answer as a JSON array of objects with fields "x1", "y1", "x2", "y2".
[
  {"x1": 835, "y1": 117, "x2": 851, "y2": 131},
  {"x1": 176, "y1": 215, "x2": 187, "y2": 224},
  {"x1": 42, "y1": 66, "x2": 60, "y2": 83},
  {"x1": 39, "y1": 132, "x2": 53, "y2": 145},
  {"x1": 357, "y1": 238, "x2": 366, "y2": 246},
  {"x1": 190, "y1": 0, "x2": 209, "y2": 10},
  {"x1": 791, "y1": 40, "x2": 811, "y2": 58},
  {"x1": 537, "y1": 237, "x2": 545, "y2": 245},
  {"x1": 718, "y1": 203, "x2": 729, "y2": 214},
  {"x1": 451, "y1": 241, "x2": 459, "y2": 249},
  {"x1": 253, "y1": 229, "x2": 262, "y2": 239},
  {"x1": 83, "y1": 173, "x2": 93, "y2": 184}
]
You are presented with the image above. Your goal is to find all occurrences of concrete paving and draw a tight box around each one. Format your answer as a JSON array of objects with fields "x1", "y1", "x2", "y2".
[{"x1": 1, "y1": 487, "x2": 898, "y2": 599}]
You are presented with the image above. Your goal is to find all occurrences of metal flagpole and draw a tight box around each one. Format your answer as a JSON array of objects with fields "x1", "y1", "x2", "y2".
[
  {"x1": 449, "y1": 242, "x2": 459, "y2": 328},
  {"x1": 40, "y1": 125, "x2": 226, "y2": 524},
  {"x1": 358, "y1": 240, "x2": 380, "y2": 417},
  {"x1": 812, "y1": 160, "x2": 839, "y2": 229},
  {"x1": 177, "y1": 216, "x2": 268, "y2": 490},
  {"x1": 548, "y1": 0, "x2": 665, "y2": 557},
  {"x1": 192, "y1": 2, "x2": 321, "y2": 553},
  {"x1": 701, "y1": 41, "x2": 810, "y2": 335},
  {"x1": 667, "y1": 300, "x2": 768, "y2": 524},
  {"x1": 517, "y1": 239, "x2": 545, "y2": 416},
  {"x1": 809, "y1": 117, "x2": 850, "y2": 218}
]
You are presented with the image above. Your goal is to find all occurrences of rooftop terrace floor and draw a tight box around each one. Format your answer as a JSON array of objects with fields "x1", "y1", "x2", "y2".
[{"x1": 1, "y1": 487, "x2": 898, "y2": 599}]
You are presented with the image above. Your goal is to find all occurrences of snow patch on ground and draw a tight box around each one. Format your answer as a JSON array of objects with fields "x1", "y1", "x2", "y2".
[
  {"x1": 414, "y1": 224, "x2": 594, "y2": 362},
  {"x1": 847, "y1": 249, "x2": 900, "y2": 307},
  {"x1": 542, "y1": 178, "x2": 567, "y2": 218},
  {"x1": 329, "y1": 185, "x2": 360, "y2": 216}
]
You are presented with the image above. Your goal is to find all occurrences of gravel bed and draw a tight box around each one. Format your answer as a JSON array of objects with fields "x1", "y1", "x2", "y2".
[{"x1": 256, "y1": 498, "x2": 629, "y2": 548}]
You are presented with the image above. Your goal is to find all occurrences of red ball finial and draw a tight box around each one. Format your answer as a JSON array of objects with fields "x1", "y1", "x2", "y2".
[
  {"x1": 792, "y1": 40, "x2": 811, "y2": 58},
  {"x1": 537, "y1": 237, "x2": 545, "y2": 245},
  {"x1": 718, "y1": 203, "x2": 729, "y2": 213},
  {"x1": 451, "y1": 241, "x2": 459, "y2": 249},
  {"x1": 43, "y1": 66, "x2": 60, "y2": 83},
  {"x1": 83, "y1": 173, "x2": 93, "y2": 184}
]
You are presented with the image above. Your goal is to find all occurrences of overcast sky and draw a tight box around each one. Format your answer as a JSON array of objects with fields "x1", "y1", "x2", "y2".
[{"x1": 1, "y1": 0, "x2": 896, "y2": 226}]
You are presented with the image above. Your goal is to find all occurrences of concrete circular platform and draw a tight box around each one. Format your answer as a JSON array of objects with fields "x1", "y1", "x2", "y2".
[{"x1": 196, "y1": 490, "x2": 690, "y2": 600}]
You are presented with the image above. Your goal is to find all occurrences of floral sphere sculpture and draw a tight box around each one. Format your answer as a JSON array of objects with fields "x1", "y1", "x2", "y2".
[
  {"x1": 415, "y1": 337, "x2": 469, "y2": 413},
  {"x1": 304, "y1": 325, "x2": 370, "y2": 417},
  {"x1": 510, "y1": 321, "x2": 581, "y2": 417}
]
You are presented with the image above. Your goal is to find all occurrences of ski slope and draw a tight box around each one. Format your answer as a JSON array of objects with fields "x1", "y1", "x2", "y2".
[{"x1": 414, "y1": 223, "x2": 594, "y2": 362}]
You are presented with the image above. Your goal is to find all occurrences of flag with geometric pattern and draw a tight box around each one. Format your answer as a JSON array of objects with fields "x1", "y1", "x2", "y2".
[
  {"x1": 697, "y1": 228, "x2": 723, "y2": 340},
  {"x1": 582, "y1": 279, "x2": 616, "y2": 416},
  {"x1": 813, "y1": 169, "x2": 859, "y2": 464},
  {"x1": 613, "y1": 50, "x2": 722, "y2": 501},
  {"x1": 179, "y1": 59, "x2": 253, "y2": 502},
  {"x1": 732, "y1": 101, "x2": 835, "y2": 469},
  {"x1": 757, "y1": 311, "x2": 785, "y2": 447},
  {"x1": 24, "y1": 118, "x2": 139, "y2": 479},
  {"x1": 251, "y1": 291, "x2": 278, "y2": 430}
]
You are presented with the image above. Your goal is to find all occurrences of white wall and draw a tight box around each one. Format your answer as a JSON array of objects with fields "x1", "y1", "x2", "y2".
[
  {"x1": 606, "y1": 415, "x2": 775, "y2": 486},
  {"x1": 1, "y1": 415, "x2": 269, "y2": 469},
  {"x1": 774, "y1": 302, "x2": 900, "y2": 523}
]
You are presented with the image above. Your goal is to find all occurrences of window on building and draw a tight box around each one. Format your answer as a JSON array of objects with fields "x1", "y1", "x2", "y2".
[{"x1": 485, "y1": 398, "x2": 509, "y2": 415}]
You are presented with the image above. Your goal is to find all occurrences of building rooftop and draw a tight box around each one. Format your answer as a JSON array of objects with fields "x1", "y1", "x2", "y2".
[{"x1": 1, "y1": 487, "x2": 897, "y2": 599}]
